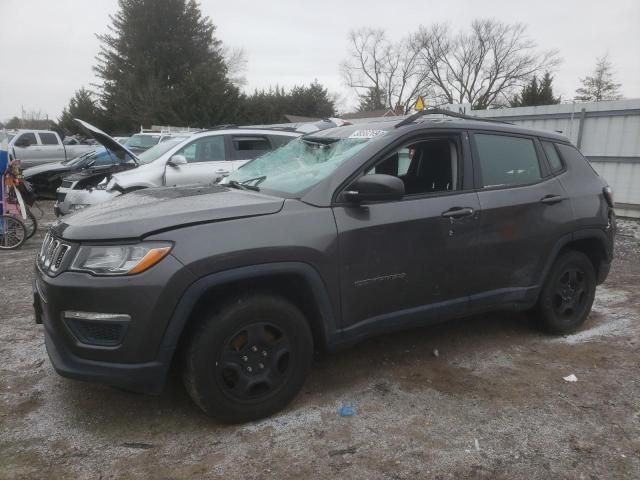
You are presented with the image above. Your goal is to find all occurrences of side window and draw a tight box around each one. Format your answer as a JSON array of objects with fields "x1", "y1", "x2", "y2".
[
  {"x1": 177, "y1": 136, "x2": 226, "y2": 163},
  {"x1": 232, "y1": 136, "x2": 271, "y2": 160},
  {"x1": 475, "y1": 134, "x2": 541, "y2": 188},
  {"x1": 366, "y1": 138, "x2": 459, "y2": 195},
  {"x1": 38, "y1": 132, "x2": 59, "y2": 145},
  {"x1": 16, "y1": 132, "x2": 37, "y2": 146},
  {"x1": 541, "y1": 141, "x2": 564, "y2": 173}
]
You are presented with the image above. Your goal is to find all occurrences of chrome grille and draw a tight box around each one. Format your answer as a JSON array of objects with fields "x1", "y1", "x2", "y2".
[{"x1": 39, "y1": 232, "x2": 72, "y2": 274}]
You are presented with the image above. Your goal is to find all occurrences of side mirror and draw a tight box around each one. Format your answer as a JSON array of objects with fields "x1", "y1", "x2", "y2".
[
  {"x1": 344, "y1": 174, "x2": 405, "y2": 203},
  {"x1": 167, "y1": 154, "x2": 187, "y2": 167}
]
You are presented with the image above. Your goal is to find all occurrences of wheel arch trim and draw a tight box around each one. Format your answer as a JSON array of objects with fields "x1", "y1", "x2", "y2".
[
  {"x1": 158, "y1": 262, "x2": 339, "y2": 354},
  {"x1": 538, "y1": 228, "x2": 611, "y2": 290}
]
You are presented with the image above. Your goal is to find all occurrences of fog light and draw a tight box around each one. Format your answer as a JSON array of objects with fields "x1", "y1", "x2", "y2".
[{"x1": 63, "y1": 311, "x2": 130, "y2": 346}]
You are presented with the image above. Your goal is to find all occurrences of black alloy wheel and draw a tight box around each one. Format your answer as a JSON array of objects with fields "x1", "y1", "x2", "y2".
[{"x1": 217, "y1": 322, "x2": 291, "y2": 400}]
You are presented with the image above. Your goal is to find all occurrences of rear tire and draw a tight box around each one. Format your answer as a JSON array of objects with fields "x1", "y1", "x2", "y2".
[
  {"x1": 182, "y1": 294, "x2": 313, "y2": 423},
  {"x1": 535, "y1": 250, "x2": 596, "y2": 334}
]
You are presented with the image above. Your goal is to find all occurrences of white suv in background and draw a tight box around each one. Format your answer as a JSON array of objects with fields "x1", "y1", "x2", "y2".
[
  {"x1": 108, "y1": 128, "x2": 300, "y2": 191},
  {"x1": 61, "y1": 128, "x2": 300, "y2": 213}
]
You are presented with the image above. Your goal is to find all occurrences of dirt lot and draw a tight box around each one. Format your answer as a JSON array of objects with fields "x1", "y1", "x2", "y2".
[{"x1": 1, "y1": 203, "x2": 639, "y2": 480}]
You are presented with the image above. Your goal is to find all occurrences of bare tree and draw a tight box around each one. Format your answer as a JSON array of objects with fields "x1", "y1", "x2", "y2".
[
  {"x1": 575, "y1": 54, "x2": 622, "y2": 102},
  {"x1": 341, "y1": 28, "x2": 432, "y2": 113},
  {"x1": 223, "y1": 46, "x2": 248, "y2": 88},
  {"x1": 415, "y1": 20, "x2": 559, "y2": 109},
  {"x1": 16, "y1": 107, "x2": 52, "y2": 129}
]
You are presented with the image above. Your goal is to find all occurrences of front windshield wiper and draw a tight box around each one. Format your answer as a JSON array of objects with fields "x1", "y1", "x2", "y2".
[{"x1": 226, "y1": 179, "x2": 261, "y2": 191}]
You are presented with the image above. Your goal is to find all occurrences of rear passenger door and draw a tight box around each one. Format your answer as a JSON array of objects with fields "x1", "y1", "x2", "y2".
[
  {"x1": 164, "y1": 135, "x2": 229, "y2": 186},
  {"x1": 469, "y1": 132, "x2": 573, "y2": 307},
  {"x1": 37, "y1": 132, "x2": 64, "y2": 163}
]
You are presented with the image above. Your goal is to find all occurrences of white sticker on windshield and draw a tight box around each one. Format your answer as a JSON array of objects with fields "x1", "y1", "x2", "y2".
[{"x1": 348, "y1": 129, "x2": 387, "y2": 139}]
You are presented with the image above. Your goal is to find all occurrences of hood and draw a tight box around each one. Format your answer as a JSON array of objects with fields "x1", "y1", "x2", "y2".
[
  {"x1": 52, "y1": 184, "x2": 285, "y2": 241},
  {"x1": 23, "y1": 161, "x2": 68, "y2": 178},
  {"x1": 74, "y1": 119, "x2": 138, "y2": 163}
]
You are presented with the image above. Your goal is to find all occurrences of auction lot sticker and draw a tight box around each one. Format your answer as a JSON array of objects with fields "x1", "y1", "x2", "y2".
[{"x1": 349, "y1": 129, "x2": 387, "y2": 139}]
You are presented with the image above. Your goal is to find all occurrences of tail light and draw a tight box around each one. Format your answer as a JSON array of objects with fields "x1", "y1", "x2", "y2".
[{"x1": 603, "y1": 186, "x2": 614, "y2": 208}]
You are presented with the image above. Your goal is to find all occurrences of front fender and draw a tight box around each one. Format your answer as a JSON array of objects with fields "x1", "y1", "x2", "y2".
[{"x1": 157, "y1": 262, "x2": 340, "y2": 355}]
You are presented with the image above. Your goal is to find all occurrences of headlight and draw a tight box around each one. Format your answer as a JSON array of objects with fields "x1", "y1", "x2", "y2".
[
  {"x1": 71, "y1": 204, "x2": 90, "y2": 211},
  {"x1": 71, "y1": 242, "x2": 172, "y2": 276}
]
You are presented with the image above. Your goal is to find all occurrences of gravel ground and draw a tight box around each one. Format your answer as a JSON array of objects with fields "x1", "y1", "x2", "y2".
[{"x1": 1, "y1": 203, "x2": 639, "y2": 480}]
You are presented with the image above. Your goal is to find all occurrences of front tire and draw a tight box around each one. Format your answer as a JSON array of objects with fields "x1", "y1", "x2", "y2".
[
  {"x1": 182, "y1": 294, "x2": 313, "y2": 423},
  {"x1": 535, "y1": 250, "x2": 596, "y2": 334}
]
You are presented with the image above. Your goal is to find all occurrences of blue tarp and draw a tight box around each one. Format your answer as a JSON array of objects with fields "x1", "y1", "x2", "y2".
[{"x1": 0, "y1": 140, "x2": 8, "y2": 175}]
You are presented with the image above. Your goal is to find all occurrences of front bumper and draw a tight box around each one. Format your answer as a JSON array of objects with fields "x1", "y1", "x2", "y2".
[
  {"x1": 33, "y1": 253, "x2": 196, "y2": 393},
  {"x1": 43, "y1": 315, "x2": 171, "y2": 394}
]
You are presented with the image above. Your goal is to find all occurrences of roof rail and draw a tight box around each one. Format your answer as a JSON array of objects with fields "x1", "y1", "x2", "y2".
[
  {"x1": 237, "y1": 126, "x2": 299, "y2": 132},
  {"x1": 202, "y1": 124, "x2": 238, "y2": 131},
  {"x1": 394, "y1": 108, "x2": 512, "y2": 128}
]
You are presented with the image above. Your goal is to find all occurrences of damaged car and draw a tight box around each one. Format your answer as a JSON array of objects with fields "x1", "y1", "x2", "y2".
[
  {"x1": 57, "y1": 134, "x2": 191, "y2": 215},
  {"x1": 35, "y1": 109, "x2": 615, "y2": 421}
]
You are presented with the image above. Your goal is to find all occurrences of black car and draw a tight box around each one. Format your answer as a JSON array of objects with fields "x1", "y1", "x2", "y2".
[
  {"x1": 33, "y1": 110, "x2": 615, "y2": 422},
  {"x1": 23, "y1": 121, "x2": 139, "y2": 198}
]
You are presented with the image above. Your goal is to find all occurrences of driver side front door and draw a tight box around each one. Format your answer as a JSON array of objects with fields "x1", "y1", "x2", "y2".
[
  {"x1": 164, "y1": 135, "x2": 230, "y2": 186},
  {"x1": 333, "y1": 134, "x2": 480, "y2": 337}
]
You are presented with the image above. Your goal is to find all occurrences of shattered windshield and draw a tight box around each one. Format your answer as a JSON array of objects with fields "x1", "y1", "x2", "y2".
[{"x1": 222, "y1": 136, "x2": 375, "y2": 195}]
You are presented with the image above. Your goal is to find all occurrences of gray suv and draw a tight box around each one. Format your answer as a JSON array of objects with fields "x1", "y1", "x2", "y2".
[{"x1": 33, "y1": 110, "x2": 616, "y2": 422}]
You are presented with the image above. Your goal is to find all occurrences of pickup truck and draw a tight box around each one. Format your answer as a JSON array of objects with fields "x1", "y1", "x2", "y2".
[{"x1": 9, "y1": 130, "x2": 96, "y2": 169}]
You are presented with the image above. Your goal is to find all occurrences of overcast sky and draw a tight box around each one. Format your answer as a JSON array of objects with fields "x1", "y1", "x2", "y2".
[{"x1": 1, "y1": 0, "x2": 639, "y2": 122}]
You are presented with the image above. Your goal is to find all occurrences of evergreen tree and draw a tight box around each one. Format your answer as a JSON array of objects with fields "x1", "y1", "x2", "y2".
[
  {"x1": 357, "y1": 87, "x2": 386, "y2": 112},
  {"x1": 5, "y1": 117, "x2": 21, "y2": 129},
  {"x1": 94, "y1": 0, "x2": 241, "y2": 130},
  {"x1": 241, "y1": 82, "x2": 335, "y2": 124},
  {"x1": 58, "y1": 87, "x2": 103, "y2": 134},
  {"x1": 287, "y1": 80, "x2": 335, "y2": 118},
  {"x1": 538, "y1": 72, "x2": 560, "y2": 105},
  {"x1": 510, "y1": 73, "x2": 560, "y2": 107},
  {"x1": 575, "y1": 54, "x2": 622, "y2": 102}
]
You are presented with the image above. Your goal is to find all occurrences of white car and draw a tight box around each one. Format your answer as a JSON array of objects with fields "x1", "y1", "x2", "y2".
[
  {"x1": 56, "y1": 136, "x2": 191, "y2": 215},
  {"x1": 60, "y1": 128, "x2": 300, "y2": 214}
]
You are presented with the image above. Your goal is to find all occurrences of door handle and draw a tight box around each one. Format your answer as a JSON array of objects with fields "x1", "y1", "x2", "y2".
[
  {"x1": 540, "y1": 194, "x2": 567, "y2": 204},
  {"x1": 441, "y1": 207, "x2": 475, "y2": 218}
]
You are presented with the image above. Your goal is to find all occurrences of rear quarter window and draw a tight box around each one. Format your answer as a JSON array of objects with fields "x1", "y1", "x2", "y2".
[
  {"x1": 474, "y1": 133, "x2": 542, "y2": 188},
  {"x1": 541, "y1": 141, "x2": 564, "y2": 173},
  {"x1": 232, "y1": 136, "x2": 271, "y2": 160}
]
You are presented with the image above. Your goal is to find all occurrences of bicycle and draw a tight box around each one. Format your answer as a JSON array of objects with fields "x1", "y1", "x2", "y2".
[{"x1": 1, "y1": 146, "x2": 36, "y2": 249}]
